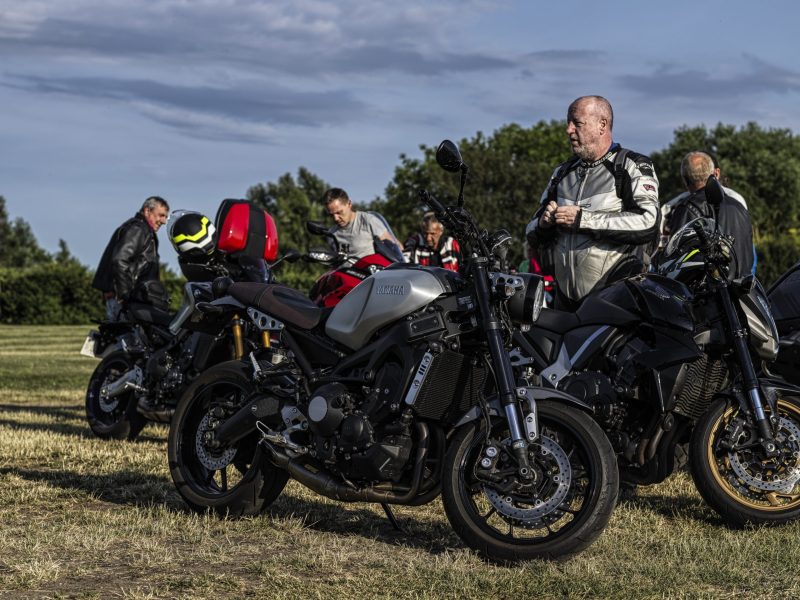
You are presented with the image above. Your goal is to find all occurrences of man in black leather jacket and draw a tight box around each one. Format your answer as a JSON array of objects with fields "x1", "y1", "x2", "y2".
[
  {"x1": 92, "y1": 196, "x2": 170, "y2": 318},
  {"x1": 664, "y1": 151, "x2": 754, "y2": 278}
]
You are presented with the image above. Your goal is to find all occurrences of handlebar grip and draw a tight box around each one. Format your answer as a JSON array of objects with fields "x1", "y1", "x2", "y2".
[
  {"x1": 419, "y1": 189, "x2": 447, "y2": 217},
  {"x1": 692, "y1": 220, "x2": 712, "y2": 252}
]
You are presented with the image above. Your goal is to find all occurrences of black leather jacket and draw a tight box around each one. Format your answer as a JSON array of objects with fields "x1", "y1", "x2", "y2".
[
  {"x1": 92, "y1": 213, "x2": 160, "y2": 300},
  {"x1": 665, "y1": 187, "x2": 755, "y2": 279}
]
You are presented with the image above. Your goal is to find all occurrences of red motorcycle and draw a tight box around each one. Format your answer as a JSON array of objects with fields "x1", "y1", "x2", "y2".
[{"x1": 305, "y1": 220, "x2": 403, "y2": 307}]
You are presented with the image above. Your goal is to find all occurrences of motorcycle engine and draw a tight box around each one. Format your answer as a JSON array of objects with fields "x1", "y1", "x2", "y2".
[
  {"x1": 558, "y1": 371, "x2": 624, "y2": 430},
  {"x1": 305, "y1": 369, "x2": 412, "y2": 482}
]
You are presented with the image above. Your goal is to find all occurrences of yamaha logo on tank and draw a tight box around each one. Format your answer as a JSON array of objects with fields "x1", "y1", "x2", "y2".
[{"x1": 376, "y1": 283, "x2": 405, "y2": 295}]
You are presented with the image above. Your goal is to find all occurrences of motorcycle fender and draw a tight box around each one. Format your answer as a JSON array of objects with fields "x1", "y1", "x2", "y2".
[{"x1": 452, "y1": 387, "x2": 592, "y2": 428}]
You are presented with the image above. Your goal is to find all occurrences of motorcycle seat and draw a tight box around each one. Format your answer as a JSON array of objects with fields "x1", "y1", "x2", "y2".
[
  {"x1": 534, "y1": 297, "x2": 638, "y2": 335},
  {"x1": 127, "y1": 303, "x2": 174, "y2": 327},
  {"x1": 228, "y1": 282, "x2": 324, "y2": 329}
]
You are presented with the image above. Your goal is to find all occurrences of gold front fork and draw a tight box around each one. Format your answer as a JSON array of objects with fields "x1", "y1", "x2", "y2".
[
  {"x1": 262, "y1": 331, "x2": 271, "y2": 348},
  {"x1": 232, "y1": 314, "x2": 245, "y2": 359}
]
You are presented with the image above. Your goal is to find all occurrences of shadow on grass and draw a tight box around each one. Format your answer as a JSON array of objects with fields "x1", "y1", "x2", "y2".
[
  {"x1": 620, "y1": 490, "x2": 726, "y2": 526},
  {"x1": 265, "y1": 491, "x2": 460, "y2": 555},
  {"x1": 0, "y1": 465, "x2": 179, "y2": 508},
  {"x1": 0, "y1": 403, "x2": 167, "y2": 444},
  {"x1": 2, "y1": 462, "x2": 460, "y2": 554}
]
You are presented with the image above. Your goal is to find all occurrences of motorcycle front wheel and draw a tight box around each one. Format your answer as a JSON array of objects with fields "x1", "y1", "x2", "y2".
[
  {"x1": 690, "y1": 396, "x2": 800, "y2": 526},
  {"x1": 85, "y1": 350, "x2": 147, "y2": 440},
  {"x1": 168, "y1": 360, "x2": 288, "y2": 517},
  {"x1": 441, "y1": 401, "x2": 618, "y2": 563}
]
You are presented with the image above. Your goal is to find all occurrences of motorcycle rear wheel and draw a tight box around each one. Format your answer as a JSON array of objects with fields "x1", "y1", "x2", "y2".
[
  {"x1": 690, "y1": 396, "x2": 800, "y2": 526},
  {"x1": 168, "y1": 360, "x2": 288, "y2": 517},
  {"x1": 441, "y1": 401, "x2": 618, "y2": 563},
  {"x1": 85, "y1": 350, "x2": 147, "y2": 440}
]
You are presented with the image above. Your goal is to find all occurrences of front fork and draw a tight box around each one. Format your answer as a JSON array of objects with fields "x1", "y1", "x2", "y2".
[
  {"x1": 472, "y1": 256, "x2": 536, "y2": 478},
  {"x1": 717, "y1": 285, "x2": 777, "y2": 454}
]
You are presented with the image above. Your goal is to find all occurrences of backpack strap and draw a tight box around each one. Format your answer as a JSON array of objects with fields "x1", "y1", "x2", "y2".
[
  {"x1": 613, "y1": 148, "x2": 633, "y2": 209},
  {"x1": 545, "y1": 156, "x2": 581, "y2": 205}
]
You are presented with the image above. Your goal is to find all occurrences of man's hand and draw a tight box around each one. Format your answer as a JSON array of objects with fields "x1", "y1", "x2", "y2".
[
  {"x1": 539, "y1": 201, "x2": 558, "y2": 229},
  {"x1": 554, "y1": 205, "x2": 581, "y2": 228}
]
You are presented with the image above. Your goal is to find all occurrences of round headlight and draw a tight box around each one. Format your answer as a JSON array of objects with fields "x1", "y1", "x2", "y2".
[{"x1": 506, "y1": 273, "x2": 544, "y2": 325}]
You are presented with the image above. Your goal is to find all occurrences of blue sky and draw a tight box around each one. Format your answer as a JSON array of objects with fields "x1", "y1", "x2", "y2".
[{"x1": 2, "y1": 0, "x2": 799, "y2": 272}]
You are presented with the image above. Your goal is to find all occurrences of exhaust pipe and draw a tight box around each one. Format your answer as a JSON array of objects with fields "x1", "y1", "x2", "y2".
[
  {"x1": 101, "y1": 367, "x2": 146, "y2": 399},
  {"x1": 263, "y1": 422, "x2": 429, "y2": 504},
  {"x1": 211, "y1": 395, "x2": 281, "y2": 449}
]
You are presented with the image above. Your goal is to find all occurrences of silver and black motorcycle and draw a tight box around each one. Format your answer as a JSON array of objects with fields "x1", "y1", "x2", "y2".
[
  {"x1": 167, "y1": 140, "x2": 618, "y2": 563},
  {"x1": 512, "y1": 177, "x2": 800, "y2": 527}
]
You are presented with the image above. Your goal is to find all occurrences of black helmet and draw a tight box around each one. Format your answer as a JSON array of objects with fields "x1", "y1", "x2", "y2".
[{"x1": 169, "y1": 211, "x2": 216, "y2": 258}]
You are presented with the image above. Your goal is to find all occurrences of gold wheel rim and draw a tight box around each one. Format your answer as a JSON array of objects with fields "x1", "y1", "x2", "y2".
[{"x1": 706, "y1": 399, "x2": 800, "y2": 511}]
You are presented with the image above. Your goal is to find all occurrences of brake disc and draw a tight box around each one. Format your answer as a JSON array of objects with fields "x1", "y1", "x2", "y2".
[
  {"x1": 98, "y1": 395, "x2": 119, "y2": 413},
  {"x1": 482, "y1": 435, "x2": 572, "y2": 527},
  {"x1": 195, "y1": 412, "x2": 237, "y2": 470},
  {"x1": 728, "y1": 415, "x2": 800, "y2": 493}
]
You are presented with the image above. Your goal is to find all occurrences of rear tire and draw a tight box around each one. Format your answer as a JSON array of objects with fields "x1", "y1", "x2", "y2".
[
  {"x1": 85, "y1": 351, "x2": 147, "y2": 440},
  {"x1": 168, "y1": 360, "x2": 288, "y2": 517},
  {"x1": 441, "y1": 401, "x2": 618, "y2": 563}
]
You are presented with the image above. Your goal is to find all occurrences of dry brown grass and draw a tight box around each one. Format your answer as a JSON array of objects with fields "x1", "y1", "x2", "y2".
[{"x1": 2, "y1": 325, "x2": 800, "y2": 599}]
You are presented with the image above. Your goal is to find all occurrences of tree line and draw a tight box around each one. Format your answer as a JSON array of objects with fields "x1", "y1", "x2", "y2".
[{"x1": 2, "y1": 121, "x2": 800, "y2": 324}]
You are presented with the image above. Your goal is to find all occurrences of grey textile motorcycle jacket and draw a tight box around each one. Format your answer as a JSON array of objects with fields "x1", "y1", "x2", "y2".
[{"x1": 526, "y1": 146, "x2": 659, "y2": 302}]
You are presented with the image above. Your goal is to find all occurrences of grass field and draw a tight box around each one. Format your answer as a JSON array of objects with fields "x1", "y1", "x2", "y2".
[{"x1": 2, "y1": 325, "x2": 800, "y2": 599}]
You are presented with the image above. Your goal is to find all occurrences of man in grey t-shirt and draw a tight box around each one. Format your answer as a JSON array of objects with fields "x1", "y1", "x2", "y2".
[{"x1": 324, "y1": 187, "x2": 402, "y2": 261}]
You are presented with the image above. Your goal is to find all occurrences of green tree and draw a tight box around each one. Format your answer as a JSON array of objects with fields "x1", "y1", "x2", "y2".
[
  {"x1": 377, "y1": 121, "x2": 571, "y2": 265},
  {"x1": 0, "y1": 196, "x2": 51, "y2": 268},
  {"x1": 651, "y1": 123, "x2": 800, "y2": 285},
  {"x1": 247, "y1": 167, "x2": 331, "y2": 291}
]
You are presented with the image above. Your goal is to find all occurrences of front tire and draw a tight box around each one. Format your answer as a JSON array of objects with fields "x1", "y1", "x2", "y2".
[
  {"x1": 690, "y1": 396, "x2": 800, "y2": 526},
  {"x1": 85, "y1": 351, "x2": 147, "y2": 440},
  {"x1": 168, "y1": 360, "x2": 288, "y2": 517},
  {"x1": 441, "y1": 401, "x2": 618, "y2": 563}
]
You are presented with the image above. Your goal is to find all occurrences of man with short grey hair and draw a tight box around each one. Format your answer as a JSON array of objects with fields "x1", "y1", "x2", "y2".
[
  {"x1": 659, "y1": 151, "x2": 747, "y2": 249},
  {"x1": 92, "y1": 196, "x2": 170, "y2": 319},
  {"x1": 662, "y1": 151, "x2": 754, "y2": 278}
]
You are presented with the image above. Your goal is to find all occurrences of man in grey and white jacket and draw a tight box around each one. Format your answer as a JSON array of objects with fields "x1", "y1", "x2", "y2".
[{"x1": 526, "y1": 95, "x2": 660, "y2": 310}]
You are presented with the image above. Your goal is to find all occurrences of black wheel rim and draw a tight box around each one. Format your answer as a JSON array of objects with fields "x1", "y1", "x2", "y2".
[
  {"x1": 88, "y1": 357, "x2": 134, "y2": 427},
  {"x1": 178, "y1": 377, "x2": 261, "y2": 498},
  {"x1": 458, "y1": 416, "x2": 598, "y2": 545}
]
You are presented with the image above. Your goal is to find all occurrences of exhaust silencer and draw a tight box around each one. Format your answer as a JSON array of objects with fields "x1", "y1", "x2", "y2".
[
  {"x1": 101, "y1": 366, "x2": 146, "y2": 399},
  {"x1": 212, "y1": 395, "x2": 280, "y2": 448}
]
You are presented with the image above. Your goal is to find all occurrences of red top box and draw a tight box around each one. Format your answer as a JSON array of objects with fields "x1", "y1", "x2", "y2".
[{"x1": 215, "y1": 199, "x2": 278, "y2": 262}]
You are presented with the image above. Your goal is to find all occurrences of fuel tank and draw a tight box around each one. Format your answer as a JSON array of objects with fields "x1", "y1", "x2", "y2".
[
  {"x1": 325, "y1": 266, "x2": 448, "y2": 350},
  {"x1": 620, "y1": 273, "x2": 695, "y2": 332}
]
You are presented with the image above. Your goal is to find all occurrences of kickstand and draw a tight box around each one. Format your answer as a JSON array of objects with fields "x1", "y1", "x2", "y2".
[{"x1": 381, "y1": 503, "x2": 405, "y2": 533}]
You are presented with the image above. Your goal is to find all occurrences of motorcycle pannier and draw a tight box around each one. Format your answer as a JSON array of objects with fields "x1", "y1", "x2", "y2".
[{"x1": 215, "y1": 199, "x2": 278, "y2": 262}]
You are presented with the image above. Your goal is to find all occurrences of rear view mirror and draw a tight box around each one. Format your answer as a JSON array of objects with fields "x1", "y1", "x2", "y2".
[
  {"x1": 306, "y1": 221, "x2": 329, "y2": 236},
  {"x1": 705, "y1": 175, "x2": 724, "y2": 209},
  {"x1": 436, "y1": 140, "x2": 464, "y2": 173}
]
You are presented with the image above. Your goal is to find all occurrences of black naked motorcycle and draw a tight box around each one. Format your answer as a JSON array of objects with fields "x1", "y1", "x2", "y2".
[
  {"x1": 83, "y1": 208, "x2": 300, "y2": 440},
  {"x1": 512, "y1": 177, "x2": 800, "y2": 527},
  {"x1": 766, "y1": 260, "x2": 800, "y2": 386},
  {"x1": 167, "y1": 141, "x2": 618, "y2": 563}
]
